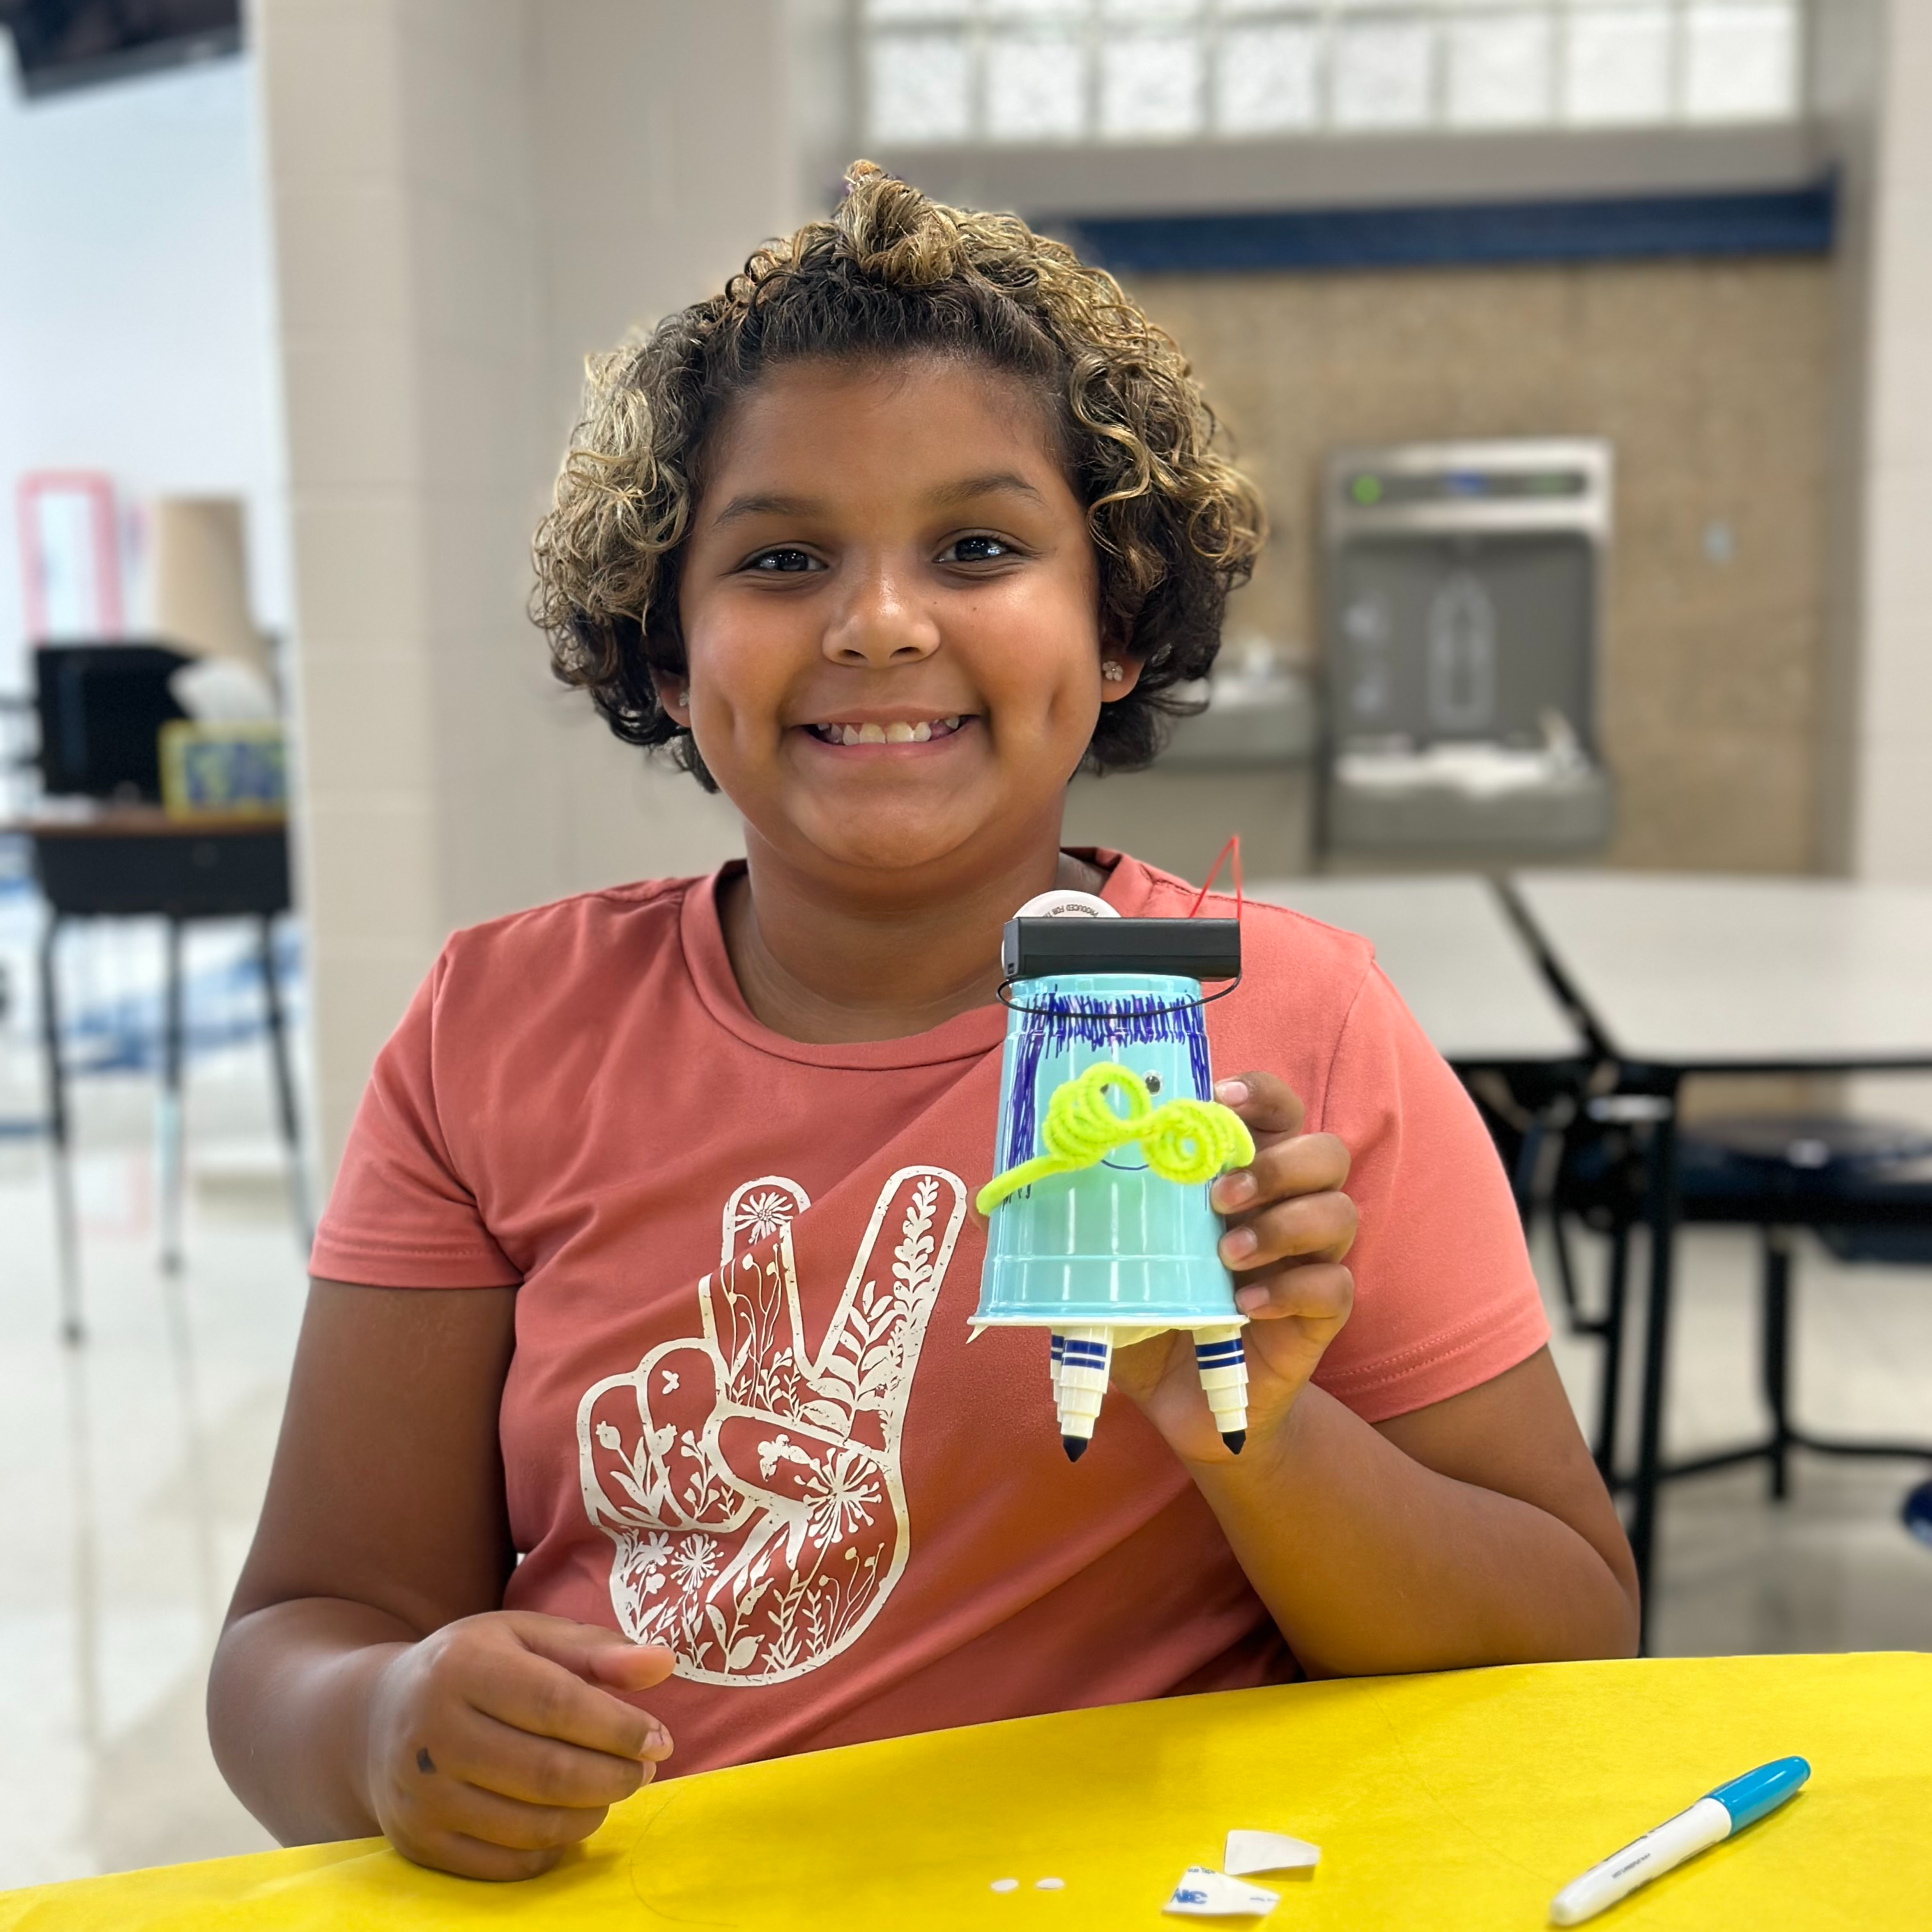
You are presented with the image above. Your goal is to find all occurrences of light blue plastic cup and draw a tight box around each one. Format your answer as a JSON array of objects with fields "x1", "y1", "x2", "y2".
[{"x1": 974, "y1": 971, "x2": 1240, "y2": 1328}]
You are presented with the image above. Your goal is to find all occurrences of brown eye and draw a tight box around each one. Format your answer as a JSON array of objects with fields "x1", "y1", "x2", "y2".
[{"x1": 944, "y1": 535, "x2": 1011, "y2": 563}]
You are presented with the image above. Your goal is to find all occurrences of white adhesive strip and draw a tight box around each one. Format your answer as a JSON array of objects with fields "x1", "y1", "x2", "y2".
[
  {"x1": 1162, "y1": 1866, "x2": 1279, "y2": 1917},
  {"x1": 1224, "y1": 1829, "x2": 1321, "y2": 1875}
]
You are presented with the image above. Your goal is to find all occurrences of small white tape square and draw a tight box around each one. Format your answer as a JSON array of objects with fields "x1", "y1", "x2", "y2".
[
  {"x1": 1224, "y1": 1829, "x2": 1320, "y2": 1875},
  {"x1": 1162, "y1": 1866, "x2": 1280, "y2": 1917}
]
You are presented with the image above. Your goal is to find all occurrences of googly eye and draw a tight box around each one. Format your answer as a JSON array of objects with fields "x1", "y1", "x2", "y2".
[{"x1": 1142, "y1": 1071, "x2": 1162, "y2": 1095}]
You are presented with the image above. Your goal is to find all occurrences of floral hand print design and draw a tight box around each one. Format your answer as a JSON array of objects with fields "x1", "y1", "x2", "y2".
[{"x1": 575, "y1": 1167, "x2": 966, "y2": 1684}]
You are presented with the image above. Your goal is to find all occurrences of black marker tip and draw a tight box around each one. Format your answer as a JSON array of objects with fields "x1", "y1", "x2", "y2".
[
  {"x1": 1062, "y1": 1434, "x2": 1089, "y2": 1462},
  {"x1": 1220, "y1": 1429, "x2": 1246, "y2": 1455}
]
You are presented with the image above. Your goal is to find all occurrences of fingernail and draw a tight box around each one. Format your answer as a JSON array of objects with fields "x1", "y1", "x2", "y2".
[
  {"x1": 1215, "y1": 1171, "x2": 1256, "y2": 1209},
  {"x1": 1235, "y1": 1284, "x2": 1269, "y2": 1313},
  {"x1": 644, "y1": 1726, "x2": 671, "y2": 1757},
  {"x1": 1220, "y1": 1225, "x2": 1257, "y2": 1262},
  {"x1": 1215, "y1": 1078, "x2": 1248, "y2": 1106}
]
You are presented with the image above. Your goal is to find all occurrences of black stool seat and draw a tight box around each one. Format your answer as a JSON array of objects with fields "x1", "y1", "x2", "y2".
[
  {"x1": 1682, "y1": 1114, "x2": 1932, "y2": 1171},
  {"x1": 1679, "y1": 1114, "x2": 1932, "y2": 1261},
  {"x1": 1551, "y1": 1110, "x2": 1932, "y2": 1496}
]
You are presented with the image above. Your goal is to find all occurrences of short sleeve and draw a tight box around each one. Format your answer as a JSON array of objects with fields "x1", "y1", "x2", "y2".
[
  {"x1": 1308, "y1": 963, "x2": 1549, "y2": 1422},
  {"x1": 309, "y1": 953, "x2": 521, "y2": 1288}
]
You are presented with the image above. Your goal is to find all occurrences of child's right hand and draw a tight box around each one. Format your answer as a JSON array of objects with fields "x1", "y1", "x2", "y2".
[{"x1": 363, "y1": 1611, "x2": 675, "y2": 1880}]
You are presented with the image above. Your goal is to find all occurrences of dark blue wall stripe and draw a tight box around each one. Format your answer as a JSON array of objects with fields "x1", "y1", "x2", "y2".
[{"x1": 1062, "y1": 180, "x2": 1836, "y2": 275}]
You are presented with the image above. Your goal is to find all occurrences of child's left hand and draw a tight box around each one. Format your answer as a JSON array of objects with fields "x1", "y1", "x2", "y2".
[{"x1": 1108, "y1": 1070, "x2": 1356, "y2": 1463}]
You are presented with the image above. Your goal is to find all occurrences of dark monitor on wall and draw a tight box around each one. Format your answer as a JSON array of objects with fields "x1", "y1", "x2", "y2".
[
  {"x1": 0, "y1": 0, "x2": 241, "y2": 99},
  {"x1": 34, "y1": 641, "x2": 192, "y2": 803}
]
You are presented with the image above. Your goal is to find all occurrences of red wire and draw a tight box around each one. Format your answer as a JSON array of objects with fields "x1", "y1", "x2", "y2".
[{"x1": 1186, "y1": 832, "x2": 1242, "y2": 921}]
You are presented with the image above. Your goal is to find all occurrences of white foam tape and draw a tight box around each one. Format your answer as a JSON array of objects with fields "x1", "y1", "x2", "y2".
[
  {"x1": 1224, "y1": 1829, "x2": 1321, "y2": 1875},
  {"x1": 1162, "y1": 1867, "x2": 1280, "y2": 1917}
]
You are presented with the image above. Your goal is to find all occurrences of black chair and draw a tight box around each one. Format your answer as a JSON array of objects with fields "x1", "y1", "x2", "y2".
[
  {"x1": 1550, "y1": 1110, "x2": 1932, "y2": 1497},
  {"x1": 1905, "y1": 1480, "x2": 1932, "y2": 1548}
]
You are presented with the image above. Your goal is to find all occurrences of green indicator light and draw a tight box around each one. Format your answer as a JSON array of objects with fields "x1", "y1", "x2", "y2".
[{"x1": 1350, "y1": 474, "x2": 1383, "y2": 506}]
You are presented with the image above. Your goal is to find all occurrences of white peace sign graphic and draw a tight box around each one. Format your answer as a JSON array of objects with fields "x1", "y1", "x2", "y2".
[{"x1": 575, "y1": 1167, "x2": 967, "y2": 1683}]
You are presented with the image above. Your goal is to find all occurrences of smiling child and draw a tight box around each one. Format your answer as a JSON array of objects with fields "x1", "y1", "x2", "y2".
[{"x1": 208, "y1": 163, "x2": 1637, "y2": 1882}]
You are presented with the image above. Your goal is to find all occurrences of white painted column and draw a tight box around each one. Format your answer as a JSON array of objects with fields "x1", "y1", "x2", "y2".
[
  {"x1": 257, "y1": 0, "x2": 828, "y2": 1182},
  {"x1": 1844, "y1": 1, "x2": 1932, "y2": 883},
  {"x1": 1819, "y1": 0, "x2": 1932, "y2": 884},
  {"x1": 1813, "y1": 0, "x2": 1932, "y2": 1125}
]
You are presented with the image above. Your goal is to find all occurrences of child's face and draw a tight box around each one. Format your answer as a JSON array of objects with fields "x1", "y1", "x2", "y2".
[{"x1": 671, "y1": 355, "x2": 1133, "y2": 892}]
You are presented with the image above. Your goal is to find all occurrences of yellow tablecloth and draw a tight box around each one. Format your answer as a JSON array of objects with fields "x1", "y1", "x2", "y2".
[{"x1": 4, "y1": 1653, "x2": 1926, "y2": 1929}]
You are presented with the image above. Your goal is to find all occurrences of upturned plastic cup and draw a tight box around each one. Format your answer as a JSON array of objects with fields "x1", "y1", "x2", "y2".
[{"x1": 974, "y1": 970, "x2": 1240, "y2": 1328}]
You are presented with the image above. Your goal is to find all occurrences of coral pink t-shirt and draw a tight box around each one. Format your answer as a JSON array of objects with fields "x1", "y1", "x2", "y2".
[{"x1": 313, "y1": 852, "x2": 1548, "y2": 1777}]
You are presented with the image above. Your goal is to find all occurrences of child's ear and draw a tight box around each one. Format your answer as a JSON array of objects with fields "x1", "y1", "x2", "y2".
[
  {"x1": 1098, "y1": 652, "x2": 1142, "y2": 701},
  {"x1": 651, "y1": 670, "x2": 693, "y2": 725}
]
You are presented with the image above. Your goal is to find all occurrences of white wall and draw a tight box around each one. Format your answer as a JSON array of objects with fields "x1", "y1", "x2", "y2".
[
  {"x1": 0, "y1": 44, "x2": 287, "y2": 692},
  {"x1": 259, "y1": 0, "x2": 804, "y2": 1178}
]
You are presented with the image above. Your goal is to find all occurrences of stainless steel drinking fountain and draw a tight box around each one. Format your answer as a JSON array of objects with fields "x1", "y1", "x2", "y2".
[{"x1": 1321, "y1": 438, "x2": 1614, "y2": 856}]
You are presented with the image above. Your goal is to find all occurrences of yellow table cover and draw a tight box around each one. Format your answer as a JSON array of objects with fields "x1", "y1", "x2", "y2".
[{"x1": 3, "y1": 1653, "x2": 1926, "y2": 1930}]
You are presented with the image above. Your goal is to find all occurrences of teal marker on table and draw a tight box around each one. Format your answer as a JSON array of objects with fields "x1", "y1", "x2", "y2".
[{"x1": 1549, "y1": 1757, "x2": 1811, "y2": 1924}]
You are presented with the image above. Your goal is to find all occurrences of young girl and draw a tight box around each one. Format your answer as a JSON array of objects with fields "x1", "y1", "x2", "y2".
[{"x1": 210, "y1": 164, "x2": 1636, "y2": 1882}]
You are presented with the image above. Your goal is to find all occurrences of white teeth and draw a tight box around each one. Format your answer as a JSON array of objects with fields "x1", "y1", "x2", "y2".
[{"x1": 817, "y1": 716, "x2": 963, "y2": 744}]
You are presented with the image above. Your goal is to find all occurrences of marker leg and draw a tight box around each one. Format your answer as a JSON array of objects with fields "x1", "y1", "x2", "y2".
[
  {"x1": 1194, "y1": 1324, "x2": 1248, "y2": 1453},
  {"x1": 1056, "y1": 1326, "x2": 1111, "y2": 1462}
]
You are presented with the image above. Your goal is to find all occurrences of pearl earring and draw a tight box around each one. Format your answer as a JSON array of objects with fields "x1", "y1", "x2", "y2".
[
  {"x1": 677, "y1": 687, "x2": 690, "y2": 708},
  {"x1": 1101, "y1": 660, "x2": 1126, "y2": 684}
]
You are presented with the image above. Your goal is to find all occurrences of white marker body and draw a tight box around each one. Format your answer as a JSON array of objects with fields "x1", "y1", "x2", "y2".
[{"x1": 1549, "y1": 1796, "x2": 1731, "y2": 1926}]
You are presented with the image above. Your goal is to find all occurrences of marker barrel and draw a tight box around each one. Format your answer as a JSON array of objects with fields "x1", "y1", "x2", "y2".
[{"x1": 1549, "y1": 1798, "x2": 1729, "y2": 1926}]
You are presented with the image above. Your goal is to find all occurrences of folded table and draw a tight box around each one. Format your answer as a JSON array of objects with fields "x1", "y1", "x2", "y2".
[{"x1": 3, "y1": 1652, "x2": 1922, "y2": 1930}]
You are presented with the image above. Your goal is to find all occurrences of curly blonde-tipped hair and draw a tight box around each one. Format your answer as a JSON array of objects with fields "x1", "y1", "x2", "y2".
[{"x1": 532, "y1": 161, "x2": 1265, "y2": 788}]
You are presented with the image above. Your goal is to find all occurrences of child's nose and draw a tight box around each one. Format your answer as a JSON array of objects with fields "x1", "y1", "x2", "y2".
[{"x1": 822, "y1": 567, "x2": 940, "y2": 668}]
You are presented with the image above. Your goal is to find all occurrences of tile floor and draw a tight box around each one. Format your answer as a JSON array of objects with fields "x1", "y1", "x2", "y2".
[{"x1": 1, "y1": 1044, "x2": 1929, "y2": 1890}]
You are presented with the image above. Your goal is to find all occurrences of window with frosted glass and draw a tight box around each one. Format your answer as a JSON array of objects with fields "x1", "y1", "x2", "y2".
[{"x1": 861, "y1": 0, "x2": 1807, "y2": 144}]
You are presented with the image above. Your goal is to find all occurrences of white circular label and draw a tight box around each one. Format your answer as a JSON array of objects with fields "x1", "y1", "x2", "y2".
[{"x1": 1011, "y1": 889, "x2": 1117, "y2": 921}]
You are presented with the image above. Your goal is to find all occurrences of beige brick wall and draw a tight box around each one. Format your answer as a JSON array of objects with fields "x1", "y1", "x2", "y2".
[{"x1": 1129, "y1": 256, "x2": 1836, "y2": 873}]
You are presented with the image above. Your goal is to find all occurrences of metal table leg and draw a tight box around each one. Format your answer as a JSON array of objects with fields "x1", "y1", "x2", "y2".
[
  {"x1": 1629, "y1": 1089, "x2": 1682, "y2": 1649},
  {"x1": 257, "y1": 914, "x2": 311, "y2": 1251},
  {"x1": 158, "y1": 917, "x2": 185, "y2": 1276},
  {"x1": 1593, "y1": 1222, "x2": 1630, "y2": 1479},
  {"x1": 38, "y1": 910, "x2": 82, "y2": 1344},
  {"x1": 1761, "y1": 1227, "x2": 1794, "y2": 1501}
]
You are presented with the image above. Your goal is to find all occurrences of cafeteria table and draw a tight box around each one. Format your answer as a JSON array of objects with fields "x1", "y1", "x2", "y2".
[
  {"x1": 1508, "y1": 871, "x2": 1932, "y2": 1619},
  {"x1": 1248, "y1": 875, "x2": 1586, "y2": 1073},
  {"x1": 11, "y1": 808, "x2": 307, "y2": 1342},
  {"x1": 1, "y1": 1652, "x2": 1920, "y2": 1929}
]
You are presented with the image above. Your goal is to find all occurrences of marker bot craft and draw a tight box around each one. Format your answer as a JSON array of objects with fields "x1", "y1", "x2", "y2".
[{"x1": 974, "y1": 893, "x2": 1254, "y2": 1460}]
